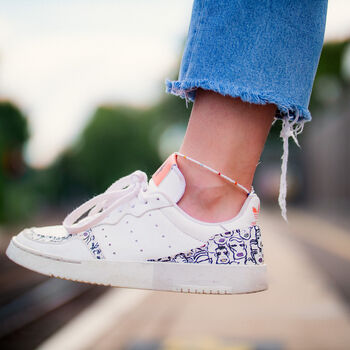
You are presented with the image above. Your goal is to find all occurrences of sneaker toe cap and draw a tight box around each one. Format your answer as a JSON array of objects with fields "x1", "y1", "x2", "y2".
[{"x1": 13, "y1": 226, "x2": 93, "y2": 261}]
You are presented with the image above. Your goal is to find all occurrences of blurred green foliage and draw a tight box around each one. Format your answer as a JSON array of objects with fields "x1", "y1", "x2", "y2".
[
  {"x1": 0, "y1": 101, "x2": 40, "y2": 223},
  {"x1": 31, "y1": 94, "x2": 190, "y2": 211},
  {"x1": 0, "y1": 102, "x2": 28, "y2": 150},
  {"x1": 0, "y1": 93, "x2": 190, "y2": 225},
  {"x1": 314, "y1": 41, "x2": 348, "y2": 79}
]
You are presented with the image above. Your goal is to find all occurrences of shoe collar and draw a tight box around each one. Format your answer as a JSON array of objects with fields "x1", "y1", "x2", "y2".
[{"x1": 149, "y1": 153, "x2": 186, "y2": 204}]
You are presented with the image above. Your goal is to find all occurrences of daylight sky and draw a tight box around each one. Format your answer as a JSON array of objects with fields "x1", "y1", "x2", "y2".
[{"x1": 1, "y1": 0, "x2": 350, "y2": 167}]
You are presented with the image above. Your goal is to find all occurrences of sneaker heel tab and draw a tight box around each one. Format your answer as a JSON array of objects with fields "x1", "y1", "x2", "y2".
[{"x1": 249, "y1": 195, "x2": 260, "y2": 224}]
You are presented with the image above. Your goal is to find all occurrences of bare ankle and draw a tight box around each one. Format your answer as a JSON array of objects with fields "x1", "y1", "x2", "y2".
[{"x1": 177, "y1": 157, "x2": 248, "y2": 222}]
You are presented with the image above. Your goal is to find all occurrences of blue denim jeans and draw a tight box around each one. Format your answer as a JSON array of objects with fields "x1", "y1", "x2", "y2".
[
  {"x1": 166, "y1": 0, "x2": 328, "y2": 219},
  {"x1": 166, "y1": 0, "x2": 328, "y2": 122}
]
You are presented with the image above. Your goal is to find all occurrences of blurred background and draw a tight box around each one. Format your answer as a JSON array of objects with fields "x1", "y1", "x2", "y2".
[{"x1": 0, "y1": 1, "x2": 349, "y2": 349}]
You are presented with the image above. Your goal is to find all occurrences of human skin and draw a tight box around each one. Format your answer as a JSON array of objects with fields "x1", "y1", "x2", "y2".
[{"x1": 177, "y1": 88, "x2": 276, "y2": 222}]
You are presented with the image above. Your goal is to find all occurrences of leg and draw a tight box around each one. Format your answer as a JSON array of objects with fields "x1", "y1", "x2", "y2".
[
  {"x1": 167, "y1": 0, "x2": 328, "y2": 219},
  {"x1": 178, "y1": 89, "x2": 275, "y2": 222}
]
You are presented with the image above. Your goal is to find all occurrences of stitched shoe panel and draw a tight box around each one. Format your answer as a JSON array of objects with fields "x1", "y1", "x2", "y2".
[{"x1": 6, "y1": 153, "x2": 267, "y2": 294}]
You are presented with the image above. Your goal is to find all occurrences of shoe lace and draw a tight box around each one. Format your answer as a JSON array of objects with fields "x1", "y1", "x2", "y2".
[{"x1": 63, "y1": 170, "x2": 148, "y2": 234}]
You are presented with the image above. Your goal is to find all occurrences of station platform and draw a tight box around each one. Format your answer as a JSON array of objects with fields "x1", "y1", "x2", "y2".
[{"x1": 38, "y1": 210, "x2": 350, "y2": 350}]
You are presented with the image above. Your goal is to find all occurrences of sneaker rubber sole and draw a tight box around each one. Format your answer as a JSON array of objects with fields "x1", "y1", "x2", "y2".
[{"x1": 6, "y1": 237, "x2": 268, "y2": 295}]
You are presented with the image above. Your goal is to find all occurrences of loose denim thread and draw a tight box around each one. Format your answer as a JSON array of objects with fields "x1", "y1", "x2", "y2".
[{"x1": 278, "y1": 112, "x2": 304, "y2": 221}]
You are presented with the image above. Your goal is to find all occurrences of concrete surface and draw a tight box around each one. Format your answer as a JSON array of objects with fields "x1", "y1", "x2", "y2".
[{"x1": 39, "y1": 210, "x2": 350, "y2": 350}]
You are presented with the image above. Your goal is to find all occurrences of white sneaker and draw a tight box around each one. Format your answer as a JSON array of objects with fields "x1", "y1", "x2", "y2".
[{"x1": 6, "y1": 153, "x2": 267, "y2": 295}]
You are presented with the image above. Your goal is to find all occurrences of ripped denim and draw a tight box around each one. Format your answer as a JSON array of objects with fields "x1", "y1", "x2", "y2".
[{"x1": 165, "y1": 0, "x2": 328, "y2": 219}]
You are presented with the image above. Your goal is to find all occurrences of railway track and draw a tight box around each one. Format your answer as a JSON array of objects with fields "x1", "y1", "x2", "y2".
[{"x1": 0, "y1": 237, "x2": 107, "y2": 350}]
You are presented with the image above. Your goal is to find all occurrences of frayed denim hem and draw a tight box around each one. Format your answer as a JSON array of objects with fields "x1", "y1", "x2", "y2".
[
  {"x1": 166, "y1": 78, "x2": 309, "y2": 221},
  {"x1": 165, "y1": 78, "x2": 312, "y2": 123}
]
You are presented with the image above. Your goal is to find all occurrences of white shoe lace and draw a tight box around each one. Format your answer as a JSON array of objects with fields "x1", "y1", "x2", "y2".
[{"x1": 63, "y1": 170, "x2": 149, "y2": 234}]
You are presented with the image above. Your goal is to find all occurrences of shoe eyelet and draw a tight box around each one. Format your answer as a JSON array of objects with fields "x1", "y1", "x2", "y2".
[
  {"x1": 157, "y1": 197, "x2": 160, "y2": 201},
  {"x1": 161, "y1": 235, "x2": 165, "y2": 238},
  {"x1": 113, "y1": 252, "x2": 116, "y2": 255},
  {"x1": 155, "y1": 224, "x2": 158, "y2": 228},
  {"x1": 144, "y1": 201, "x2": 148, "y2": 205},
  {"x1": 131, "y1": 204, "x2": 135, "y2": 208},
  {"x1": 108, "y1": 243, "x2": 111, "y2": 246}
]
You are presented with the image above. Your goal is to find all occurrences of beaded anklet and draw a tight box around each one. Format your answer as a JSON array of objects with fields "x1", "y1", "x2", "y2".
[{"x1": 174, "y1": 152, "x2": 251, "y2": 196}]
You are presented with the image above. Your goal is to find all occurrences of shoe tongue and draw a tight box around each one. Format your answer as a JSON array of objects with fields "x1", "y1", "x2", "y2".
[{"x1": 149, "y1": 153, "x2": 186, "y2": 203}]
